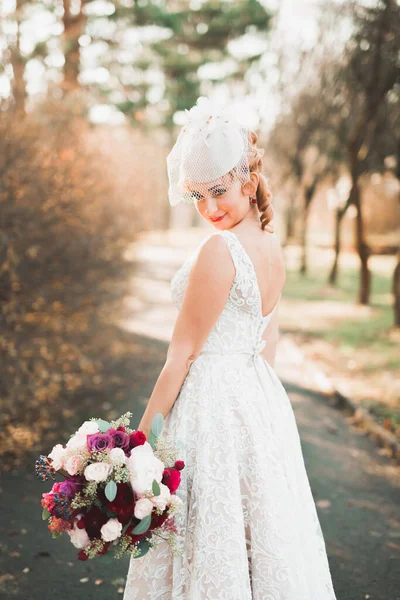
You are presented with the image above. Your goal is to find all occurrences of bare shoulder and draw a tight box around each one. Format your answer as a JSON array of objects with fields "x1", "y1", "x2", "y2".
[
  {"x1": 269, "y1": 231, "x2": 284, "y2": 255},
  {"x1": 192, "y1": 232, "x2": 235, "y2": 282}
]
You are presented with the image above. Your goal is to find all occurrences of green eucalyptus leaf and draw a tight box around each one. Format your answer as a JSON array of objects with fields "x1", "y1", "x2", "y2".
[
  {"x1": 96, "y1": 419, "x2": 111, "y2": 433},
  {"x1": 152, "y1": 479, "x2": 160, "y2": 496},
  {"x1": 149, "y1": 430, "x2": 157, "y2": 451},
  {"x1": 135, "y1": 538, "x2": 151, "y2": 558},
  {"x1": 42, "y1": 507, "x2": 50, "y2": 520},
  {"x1": 105, "y1": 480, "x2": 117, "y2": 502},
  {"x1": 131, "y1": 514, "x2": 151, "y2": 535},
  {"x1": 151, "y1": 413, "x2": 163, "y2": 437}
]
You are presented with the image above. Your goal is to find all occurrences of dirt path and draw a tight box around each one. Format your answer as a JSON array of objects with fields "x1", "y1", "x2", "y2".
[{"x1": 1, "y1": 229, "x2": 399, "y2": 600}]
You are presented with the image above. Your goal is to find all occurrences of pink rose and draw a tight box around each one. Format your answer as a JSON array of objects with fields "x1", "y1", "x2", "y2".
[{"x1": 64, "y1": 455, "x2": 84, "y2": 476}]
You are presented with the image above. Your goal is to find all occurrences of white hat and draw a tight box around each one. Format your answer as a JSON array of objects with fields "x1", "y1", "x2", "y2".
[{"x1": 166, "y1": 97, "x2": 251, "y2": 206}]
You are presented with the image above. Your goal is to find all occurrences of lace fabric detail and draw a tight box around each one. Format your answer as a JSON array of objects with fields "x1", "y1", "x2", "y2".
[
  {"x1": 170, "y1": 230, "x2": 279, "y2": 356},
  {"x1": 123, "y1": 230, "x2": 337, "y2": 600}
]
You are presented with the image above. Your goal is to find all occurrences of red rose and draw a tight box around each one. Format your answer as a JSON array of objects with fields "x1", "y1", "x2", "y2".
[
  {"x1": 77, "y1": 549, "x2": 89, "y2": 561},
  {"x1": 162, "y1": 468, "x2": 181, "y2": 493},
  {"x1": 129, "y1": 430, "x2": 147, "y2": 449},
  {"x1": 82, "y1": 505, "x2": 108, "y2": 540},
  {"x1": 117, "y1": 426, "x2": 126, "y2": 432},
  {"x1": 174, "y1": 460, "x2": 185, "y2": 471},
  {"x1": 150, "y1": 509, "x2": 169, "y2": 530}
]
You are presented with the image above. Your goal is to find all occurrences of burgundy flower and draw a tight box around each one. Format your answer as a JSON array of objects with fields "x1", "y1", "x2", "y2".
[
  {"x1": 108, "y1": 428, "x2": 130, "y2": 451},
  {"x1": 162, "y1": 468, "x2": 181, "y2": 493},
  {"x1": 174, "y1": 460, "x2": 185, "y2": 471},
  {"x1": 100, "y1": 482, "x2": 135, "y2": 519},
  {"x1": 125, "y1": 521, "x2": 149, "y2": 545},
  {"x1": 82, "y1": 505, "x2": 108, "y2": 540},
  {"x1": 97, "y1": 541, "x2": 111, "y2": 555},
  {"x1": 77, "y1": 549, "x2": 89, "y2": 561},
  {"x1": 129, "y1": 430, "x2": 146, "y2": 449},
  {"x1": 150, "y1": 509, "x2": 169, "y2": 531},
  {"x1": 86, "y1": 433, "x2": 114, "y2": 453}
]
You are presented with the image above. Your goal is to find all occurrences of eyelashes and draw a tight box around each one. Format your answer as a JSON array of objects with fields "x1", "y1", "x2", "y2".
[{"x1": 191, "y1": 188, "x2": 226, "y2": 201}]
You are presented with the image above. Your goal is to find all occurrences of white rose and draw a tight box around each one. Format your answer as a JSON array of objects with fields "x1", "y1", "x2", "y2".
[
  {"x1": 169, "y1": 494, "x2": 183, "y2": 509},
  {"x1": 67, "y1": 519, "x2": 90, "y2": 549},
  {"x1": 84, "y1": 462, "x2": 113, "y2": 482},
  {"x1": 66, "y1": 432, "x2": 88, "y2": 450},
  {"x1": 48, "y1": 444, "x2": 67, "y2": 471},
  {"x1": 109, "y1": 447, "x2": 127, "y2": 466},
  {"x1": 130, "y1": 441, "x2": 153, "y2": 455},
  {"x1": 126, "y1": 444, "x2": 164, "y2": 496},
  {"x1": 77, "y1": 420, "x2": 100, "y2": 435},
  {"x1": 151, "y1": 483, "x2": 171, "y2": 512},
  {"x1": 134, "y1": 497, "x2": 154, "y2": 520},
  {"x1": 100, "y1": 517, "x2": 122, "y2": 542}
]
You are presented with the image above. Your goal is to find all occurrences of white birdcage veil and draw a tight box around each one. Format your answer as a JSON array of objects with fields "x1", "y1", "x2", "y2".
[{"x1": 166, "y1": 97, "x2": 251, "y2": 207}]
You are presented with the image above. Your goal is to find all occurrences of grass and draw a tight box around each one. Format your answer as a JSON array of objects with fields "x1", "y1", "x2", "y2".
[{"x1": 280, "y1": 245, "x2": 400, "y2": 438}]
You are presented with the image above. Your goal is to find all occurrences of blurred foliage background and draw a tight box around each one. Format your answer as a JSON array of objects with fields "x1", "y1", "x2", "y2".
[{"x1": 0, "y1": 0, "x2": 399, "y2": 468}]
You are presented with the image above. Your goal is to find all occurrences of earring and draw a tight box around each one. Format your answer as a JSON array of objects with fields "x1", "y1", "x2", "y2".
[{"x1": 249, "y1": 196, "x2": 257, "y2": 204}]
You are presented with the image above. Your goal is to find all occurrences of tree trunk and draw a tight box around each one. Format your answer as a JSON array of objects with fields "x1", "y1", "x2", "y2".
[
  {"x1": 328, "y1": 191, "x2": 352, "y2": 285},
  {"x1": 299, "y1": 200, "x2": 308, "y2": 276},
  {"x1": 354, "y1": 198, "x2": 370, "y2": 305},
  {"x1": 62, "y1": 0, "x2": 85, "y2": 92},
  {"x1": 393, "y1": 251, "x2": 400, "y2": 328},
  {"x1": 10, "y1": 0, "x2": 26, "y2": 117},
  {"x1": 349, "y1": 145, "x2": 371, "y2": 305},
  {"x1": 299, "y1": 183, "x2": 316, "y2": 276},
  {"x1": 329, "y1": 208, "x2": 342, "y2": 284},
  {"x1": 284, "y1": 191, "x2": 296, "y2": 245}
]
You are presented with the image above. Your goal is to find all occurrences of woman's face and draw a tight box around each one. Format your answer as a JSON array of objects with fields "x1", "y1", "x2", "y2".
[{"x1": 189, "y1": 172, "x2": 258, "y2": 229}]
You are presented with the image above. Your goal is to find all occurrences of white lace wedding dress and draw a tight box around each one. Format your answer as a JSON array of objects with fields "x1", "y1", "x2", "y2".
[{"x1": 123, "y1": 229, "x2": 337, "y2": 600}]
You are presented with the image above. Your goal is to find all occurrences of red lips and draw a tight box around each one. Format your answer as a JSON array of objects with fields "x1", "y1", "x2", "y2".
[{"x1": 210, "y1": 213, "x2": 226, "y2": 222}]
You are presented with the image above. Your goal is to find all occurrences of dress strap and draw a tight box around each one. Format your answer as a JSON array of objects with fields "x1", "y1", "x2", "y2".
[{"x1": 215, "y1": 230, "x2": 242, "y2": 277}]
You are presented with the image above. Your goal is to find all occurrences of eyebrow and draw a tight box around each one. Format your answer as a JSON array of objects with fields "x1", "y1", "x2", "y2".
[
  {"x1": 188, "y1": 184, "x2": 224, "y2": 195},
  {"x1": 207, "y1": 184, "x2": 224, "y2": 191}
]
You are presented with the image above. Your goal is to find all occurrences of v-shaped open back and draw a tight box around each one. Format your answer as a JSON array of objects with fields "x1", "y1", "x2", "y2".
[
  {"x1": 220, "y1": 229, "x2": 281, "y2": 322},
  {"x1": 170, "y1": 227, "x2": 282, "y2": 357}
]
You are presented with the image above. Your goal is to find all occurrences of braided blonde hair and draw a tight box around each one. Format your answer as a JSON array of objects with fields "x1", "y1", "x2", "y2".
[{"x1": 248, "y1": 131, "x2": 274, "y2": 232}]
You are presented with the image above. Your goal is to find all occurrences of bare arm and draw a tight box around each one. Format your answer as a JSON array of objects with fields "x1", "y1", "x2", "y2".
[
  {"x1": 137, "y1": 234, "x2": 235, "y2": 438},
  {"x1": 261, "y1": 300, "x2": 280, "y2": 368},
  {"x1": 261, "y1": 233, "x2": 285, "y2": 368}
]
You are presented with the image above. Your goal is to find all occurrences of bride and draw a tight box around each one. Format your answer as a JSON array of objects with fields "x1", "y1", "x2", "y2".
[{"x1": 123, "y1": 97, "x2": 338, "y2": 599}]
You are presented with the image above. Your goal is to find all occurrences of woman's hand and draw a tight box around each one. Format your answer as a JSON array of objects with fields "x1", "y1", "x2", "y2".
[{"x1": 137, "y1": 423, "x2": 150, "y2": 440}]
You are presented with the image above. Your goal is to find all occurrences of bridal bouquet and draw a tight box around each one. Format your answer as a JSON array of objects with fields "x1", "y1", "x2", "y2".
[{"x1": 35, "y1": 412, "x2": 185, "y2": 561}]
